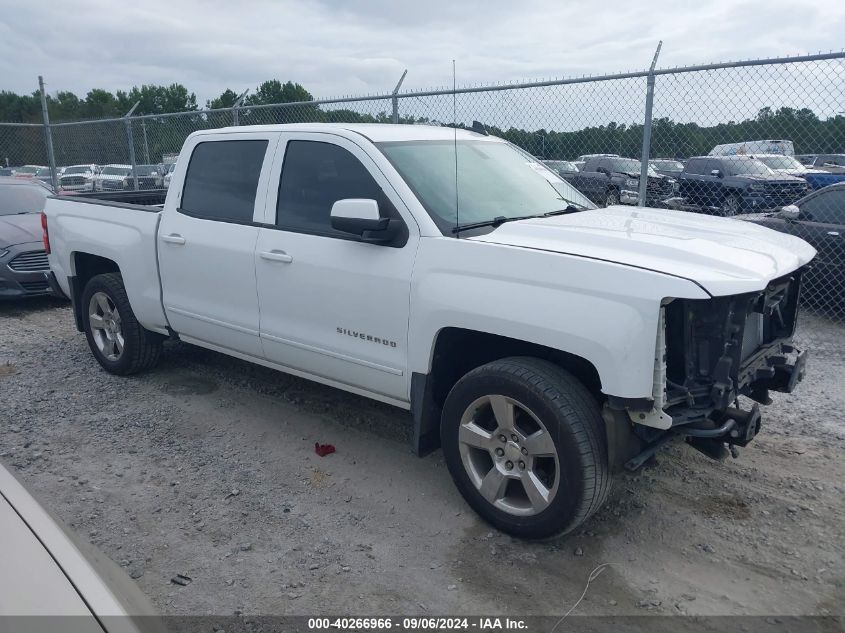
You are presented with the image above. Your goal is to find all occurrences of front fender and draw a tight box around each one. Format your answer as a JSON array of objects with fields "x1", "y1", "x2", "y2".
[{"x1": 408, "y1": 238, "x2": 709, "y2": 400}]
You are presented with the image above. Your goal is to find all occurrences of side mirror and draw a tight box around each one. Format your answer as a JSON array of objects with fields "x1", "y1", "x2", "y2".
[
  {"x1": 779, "y1": 204, "x2": 800, "y2": 220},
  {"x1": 330, "y1": 199, "x2": 396, "y2": 244},
  {"x1": 710, "y1": 169, "x2": 723, "y2": 178}
]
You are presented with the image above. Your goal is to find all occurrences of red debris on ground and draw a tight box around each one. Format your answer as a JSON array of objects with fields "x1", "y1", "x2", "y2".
[{"x1": 314, "y1": 442, "x2": 336, "y2": 457}]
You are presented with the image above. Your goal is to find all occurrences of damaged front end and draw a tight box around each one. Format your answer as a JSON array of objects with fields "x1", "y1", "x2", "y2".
[{"x1": 609, "y1": 266, "x2": 808, "y2": 469}]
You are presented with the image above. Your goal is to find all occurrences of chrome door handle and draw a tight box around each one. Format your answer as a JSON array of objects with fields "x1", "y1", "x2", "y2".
[
  {"x1": 827, "y1": 231, "x2": 840, "y2": 237},
  {"x1": 161, "y1": 234, "x2": 186, "y2": 245},
  {"x1": 260, "y1": 250, "x2": 293, "y2": 263}
]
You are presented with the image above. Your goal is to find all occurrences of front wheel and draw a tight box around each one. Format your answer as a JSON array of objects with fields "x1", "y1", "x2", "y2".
[
  {"x1": 441, "y1": 357, "x2": 610, "y2": 538},
  {"x1": 720, "y1": 193, "x2": 740, "y2": 217},
  {"x1": 81, "y1": 273, "x2": 162, "y2": 375}
]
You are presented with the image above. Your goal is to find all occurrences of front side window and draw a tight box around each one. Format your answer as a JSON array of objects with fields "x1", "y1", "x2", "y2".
[
  {"x1": 801, "y1": 189, "x2": 845, "y2": 224},
  {"x1": 377, "y1": 139, "x2": 594, "y2": 234},
  {"x1": 181, "y1": 140, "x2": 268, "y2": 223},
  {"x1": 276, "y1": 140, "x2": 384, "y2": 237}
]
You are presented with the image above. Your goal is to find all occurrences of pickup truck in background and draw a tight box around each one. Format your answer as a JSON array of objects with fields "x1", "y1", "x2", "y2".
[
  {"x1": 679, "y1": 155, "x2": 808, "y2": 216},
  {"x1": 563, "y1": 155, "x2": 675, "y2": 207},
  {"x1": 44, "y1": 123, "x2": 813, "y2": 538}
]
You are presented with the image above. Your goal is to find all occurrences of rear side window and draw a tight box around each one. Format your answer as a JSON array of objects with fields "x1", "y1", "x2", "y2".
[
  {"x1": 276, "y1": 140, "x2": 383, "y2": 237},
  {"x1": 180, "y1": 140, "x2": 268, "y2": 222}
]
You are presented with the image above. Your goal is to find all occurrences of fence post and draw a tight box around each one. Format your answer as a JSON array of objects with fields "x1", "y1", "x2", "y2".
[
  {"x1": 141, "y1": 120, "x2": 150, "y2": 164},
  {"x1": 233, "y1": 90, "x2": 249, "y2": 126},
  {"x1": 391, "y1": 69, "x2": 408, "y2": 124},
  {"x1": 638, "y1": 41, "x2": 662, "y2": 207},
  {"x1": 124, "y1": 101, "x2": 140, "y2": 191},
  {"x1": 37, "y1": 76, "x2": 59, "y2": 192}
]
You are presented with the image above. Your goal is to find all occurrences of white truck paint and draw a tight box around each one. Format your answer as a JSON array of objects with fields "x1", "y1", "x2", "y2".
[{"x1": 44, "y1": 123, "x2": 815, "y2": 537}]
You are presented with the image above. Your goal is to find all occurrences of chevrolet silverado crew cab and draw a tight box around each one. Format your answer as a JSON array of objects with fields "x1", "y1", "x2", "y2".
[{"x1": 43, "y1": 124, "x2": 813, "y2": 538}]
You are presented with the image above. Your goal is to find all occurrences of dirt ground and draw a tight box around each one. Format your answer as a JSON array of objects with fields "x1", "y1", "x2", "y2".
[{"x1": 1, "y1": 298, "x2": 843, "y2": 617}]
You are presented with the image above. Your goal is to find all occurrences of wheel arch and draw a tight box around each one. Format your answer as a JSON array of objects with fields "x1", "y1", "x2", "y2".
[
  {"x1": 410, "y1": 327, "x2": 603, "y2": 456},
  {"x1": 69, "y1": 252, "x2": 121, "y2": 331}
]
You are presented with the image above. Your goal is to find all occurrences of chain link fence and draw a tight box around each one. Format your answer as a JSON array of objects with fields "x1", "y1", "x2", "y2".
[{"x1": 1, "y1": 51, "x2": 842, "y2": 351}]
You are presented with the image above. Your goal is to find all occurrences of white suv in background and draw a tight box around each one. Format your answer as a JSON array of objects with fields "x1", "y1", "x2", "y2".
[
  {"x1": 58, "y1": 164, "x2": 100, "y2": 193},
  {"x1": 96, "y1": 164, "x2": 133, "y2": 191}
]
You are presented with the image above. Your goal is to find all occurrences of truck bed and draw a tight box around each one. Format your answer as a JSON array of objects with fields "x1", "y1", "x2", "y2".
[{"x1": 45, "y1": 191, "x2": 170, "y2": 335}]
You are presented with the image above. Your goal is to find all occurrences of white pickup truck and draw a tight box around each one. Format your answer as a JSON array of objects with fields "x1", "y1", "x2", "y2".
[{"x1": 43, "y1": 124, "x2": 814, "y2": 538}]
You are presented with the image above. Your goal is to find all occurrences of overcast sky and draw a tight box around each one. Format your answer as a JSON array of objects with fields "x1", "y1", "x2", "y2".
[{"x1": 1, "y1": 0, "x2": 844, "y2": 105}]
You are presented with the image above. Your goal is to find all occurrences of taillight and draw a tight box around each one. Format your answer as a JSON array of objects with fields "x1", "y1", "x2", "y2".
[{"x1": 41, "y1": 211, "x2": 50, "y2": 254}]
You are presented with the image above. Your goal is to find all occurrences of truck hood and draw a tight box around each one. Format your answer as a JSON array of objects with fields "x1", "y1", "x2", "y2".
[
  {"x1": 468, "y1": 206, "x2": 816, "y2": 296},
  {"x1": 0, "y1": 213, "x2": 41, "y2": 248}
]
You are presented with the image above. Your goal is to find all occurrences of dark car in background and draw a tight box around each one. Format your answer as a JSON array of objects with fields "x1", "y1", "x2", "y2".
[
  {"x1": 125, "y1": 164, "x2": 162, "y2": 190},
  {"x1": 564, "y1": 156, "x2": 675, "y2": 207},
  {"x1": 678, "y1": 155, "x2": 807, "y2": 216},
  {"x1": 745, "y1": 183, "x2": 844, "y2": 308},
  {"x1": 0, "y1": 177, "x2": 53, "y2": 299}
]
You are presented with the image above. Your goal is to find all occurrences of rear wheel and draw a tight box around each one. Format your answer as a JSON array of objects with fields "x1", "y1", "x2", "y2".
[
  {"x1": 441, "y1": 357, "x2": 610, "y2": 538},
  {"x1": 81, "y1": 273, "x2": 162, "y2": 375}
]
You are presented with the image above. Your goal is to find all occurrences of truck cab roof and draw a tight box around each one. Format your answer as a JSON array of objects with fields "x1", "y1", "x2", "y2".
[{"x1": 187, "y1": 123, "x2": 499, "y2": 144}]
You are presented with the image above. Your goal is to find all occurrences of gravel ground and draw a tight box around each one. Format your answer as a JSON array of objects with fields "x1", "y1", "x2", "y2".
[{"x1": 1, "y1": 298, "x2": 843, "y2": 617}]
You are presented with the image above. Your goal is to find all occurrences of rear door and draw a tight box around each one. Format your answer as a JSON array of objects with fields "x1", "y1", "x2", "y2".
[
  {"x1": 254, "y1": 133, "x2": 418, "y2": 402},
  {"x1": 158, "y1": 132, "x2": 279, "y2": 357}
]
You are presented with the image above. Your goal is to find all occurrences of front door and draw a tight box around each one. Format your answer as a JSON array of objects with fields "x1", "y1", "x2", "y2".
[{"x1": 255, "y1": 134, "x2": 418, "y2": 402}]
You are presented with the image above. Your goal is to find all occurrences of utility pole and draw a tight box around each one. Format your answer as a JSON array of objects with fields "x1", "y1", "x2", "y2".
[{"x1": 38, "y1": 76, "x2": 59, "y2": 191}]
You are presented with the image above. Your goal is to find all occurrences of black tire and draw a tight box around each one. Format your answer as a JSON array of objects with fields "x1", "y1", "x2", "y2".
[
  {"x1": 441, "y1": 357, "x2": 610, "y2": 539},
  {"x1": 81, "y1": 272, "x2": 162, "y2": 375},
  {"x1": 720, "y1": 193, "x2": 740, "y2": 217},
  {"x1": 605, "y1": 189, "x2": 620, "y2": 207}
]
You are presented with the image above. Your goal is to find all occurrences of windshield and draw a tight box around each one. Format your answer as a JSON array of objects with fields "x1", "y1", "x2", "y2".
[
  {"x1": 651, "y1": 160, "x2": 683, "y2": 171},
  {"x1": 757, "y1": 155, "x2": 803, "y2": 170},
  {"x1": 64, "y1": 165, "x2": 92, "y2": 174},
  {"x1": 135, "y1": 165, "x2": 158, "y2": 175},
  {"x1": 608, "y1": 158, "x2": 658, "y2": 176},
  {"x1": 0, "y1": 183, "x2": 49, "y2": 215},
  {"x1": 35, "y1": 168, "x2": 52, "y2": 176},
  {"x1": 102, "y1": 166, "x2": 130, "y2": 176},
  {"x1": 15, "y1": 166, "x2": 40, "y2": 175},
  {"x1": 377, "y1": 140, "x2": 595, "y2": 234},
  {"x1": 724, "y1": 157, "x2": 774, "y2": 176},
  {"x1": 543, "y1": 160, "x2": 578, "y2": 173}
]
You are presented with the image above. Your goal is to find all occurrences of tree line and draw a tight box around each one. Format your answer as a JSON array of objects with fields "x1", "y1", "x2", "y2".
[{"x1": 1, "y1": 77, "x2": 842, "y2": 166}]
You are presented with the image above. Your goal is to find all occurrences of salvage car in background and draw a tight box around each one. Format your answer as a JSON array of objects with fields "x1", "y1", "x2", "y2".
[
  {"x1": 678, "y1": 155, "x2": 807, "y2": 216},
  {"x1": 565, "y1": 156, "x2": 675, "y2": 207},
  {"x1": 745, "y1": 183, "x2": 844, "y2": 309},
  {"x1": 96, "y1": 164, "x2": 133, "y2": 191},
  {"x1": 12, "y1": 165, "x2": 45, "y2": 179},
  {"x1": 0, "y1": 461, "x2": 163, "y2": 628},
  {"x1": 60, "y1": 164, "x2": 100, "y2": 193},
  {"x1": 125, "y1": 164, "x2": 162, "y2": 190},
  {"x1": 0, "y1": 177, "x2": 52, "y2": 299}
]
